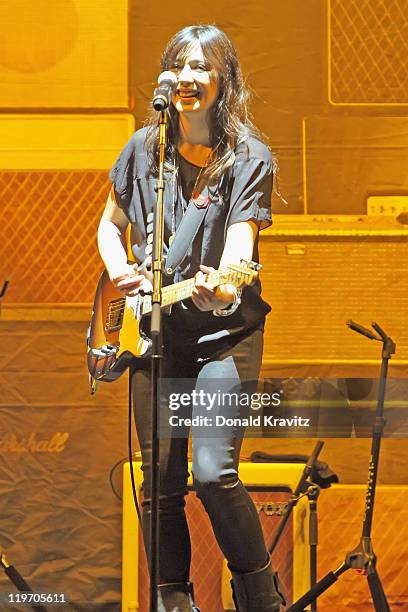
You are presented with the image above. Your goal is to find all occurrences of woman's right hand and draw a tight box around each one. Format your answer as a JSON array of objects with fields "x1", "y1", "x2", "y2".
[{"x1": 109, "y1": 263, "x2": 150, "y2": 297}]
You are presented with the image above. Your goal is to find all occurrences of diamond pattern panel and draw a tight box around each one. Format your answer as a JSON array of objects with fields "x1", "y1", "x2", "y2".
[
  {"x1": 0, "y1": 171, "x2": 109, "y2": 302},
  {"x1": 330, "y1": 0, "x2": 408, "y2": 103},
  {"x1": 317, "y1": 485, "x2": 408, "y2": 610},
  {"x1": 137, "y1": 489, "x2": 293, "y2": 611}
]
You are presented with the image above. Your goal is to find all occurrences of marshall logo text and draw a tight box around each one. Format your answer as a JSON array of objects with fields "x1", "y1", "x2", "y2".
[{"x1": 0, "y1": 432, "x2": 69, "y2": 453}]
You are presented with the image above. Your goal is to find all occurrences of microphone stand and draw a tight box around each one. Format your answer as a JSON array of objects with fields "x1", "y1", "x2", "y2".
[
  {"x1": 287, "y1": 320, "x2": 395, "y2": 612},
  {"x1": 268, "y1": 440, "x2": 323, "y2": 611},
  {"x1": 268, "y1": 440, "x2": 324, "y2": 556},
  {"x1": 148, "y1": 109, "x2": 167, "y2": 612}
]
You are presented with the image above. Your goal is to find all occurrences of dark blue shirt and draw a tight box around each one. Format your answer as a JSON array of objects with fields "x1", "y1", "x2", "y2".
[{"x1": 109, "y1": 127, "x2": 273, "y2": 347}]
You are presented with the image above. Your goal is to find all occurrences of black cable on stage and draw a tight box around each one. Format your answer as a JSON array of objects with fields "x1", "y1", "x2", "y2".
[
  {"x1": 128, "y1": 363, "x2": 142, "y2": 525},
  {"x1": 108, "y1": 457, "x2": 126, "y2": 501}
]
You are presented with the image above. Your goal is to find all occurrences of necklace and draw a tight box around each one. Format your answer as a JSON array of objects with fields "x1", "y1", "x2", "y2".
[{"x1": 170, "y1": 151, "x2": 211, "y2": 245}]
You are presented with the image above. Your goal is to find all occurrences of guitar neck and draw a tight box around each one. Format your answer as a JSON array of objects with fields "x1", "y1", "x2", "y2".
[
  {"x1": 162, "y1": 277, "x2": 196, "y2": 307},
  {"x1": 141, "y1": 269, "x2": 244, "y2": 314}
]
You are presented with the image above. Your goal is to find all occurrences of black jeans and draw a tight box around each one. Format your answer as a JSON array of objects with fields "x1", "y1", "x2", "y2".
[{"x1": 132, "y1": 327, "x2": 269, "y2": 583}]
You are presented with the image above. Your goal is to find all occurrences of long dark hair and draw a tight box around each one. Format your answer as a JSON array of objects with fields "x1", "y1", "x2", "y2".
[{"x1": 145, "y1": 24, "x2": 267, "y2": 181}]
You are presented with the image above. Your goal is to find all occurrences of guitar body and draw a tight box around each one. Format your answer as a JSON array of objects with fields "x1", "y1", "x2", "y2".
[
  {"x1": 87, "y1": 271, "x2": 151, "y2": 383},
  {"x1": 87, "y1": 261, "x2": 261, "y2": 388}
]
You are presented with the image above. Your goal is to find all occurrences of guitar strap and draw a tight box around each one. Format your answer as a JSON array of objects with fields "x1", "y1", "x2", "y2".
[{"x1": 164, "y1": 184, "x2": 210, "y2": 275}]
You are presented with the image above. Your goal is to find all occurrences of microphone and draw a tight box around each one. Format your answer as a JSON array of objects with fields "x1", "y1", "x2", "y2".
[{"x1": 152, "y1": 71, "x2": 177, "y2": 111}]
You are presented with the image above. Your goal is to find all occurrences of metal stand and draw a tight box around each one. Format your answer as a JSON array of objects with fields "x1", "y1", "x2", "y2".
[
  {"x1": 148, "y1": 110, "x2": 168, "y2": 612},
  {"x1": 307, "y1": 483, "x2": 320, "y2": 611},
  {"x1": 288, "y1": 320, "x2": 395, "y2": 612},
  {"x1": 267, "y1": 441, "x2": 323, "y2": 611},
  {"x1": 268, "y1": 441, "x2": 324, "y2": 558},
  {"x1": 0, "y1": 552, "x2": 47, "y2": 612}
]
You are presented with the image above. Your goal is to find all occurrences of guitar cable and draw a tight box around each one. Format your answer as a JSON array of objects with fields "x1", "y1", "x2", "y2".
[
  {"x1": 107, "y1": 364, "x2": 150, "y2": 567},
  {"x1": 107, "y1": 363, "x2": 143, "y2": 510},
  {"x1": 128, "y1": 361, "x2": 142, "y2": 525},
  {"x1": 109, "y1": 455, "x2": 140, "y2": 501}
]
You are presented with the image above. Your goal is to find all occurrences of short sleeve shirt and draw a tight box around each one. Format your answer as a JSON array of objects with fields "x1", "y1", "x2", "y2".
[{"x1": 109, "y1": 127, "x2": 272, "y2": 346}]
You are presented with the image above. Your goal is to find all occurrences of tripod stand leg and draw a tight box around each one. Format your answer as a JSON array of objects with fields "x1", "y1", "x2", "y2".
[
  {"x1": 287, "y1": 564, "x2": 348, "y2": 612},
  {"x1": 367, "y1": 569, "x2": 390, "y2": 612}
]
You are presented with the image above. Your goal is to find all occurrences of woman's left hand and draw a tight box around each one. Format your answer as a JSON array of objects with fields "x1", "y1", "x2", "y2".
[{"x1": 192, "y1": 265, "x2": 235, "y2": 312}]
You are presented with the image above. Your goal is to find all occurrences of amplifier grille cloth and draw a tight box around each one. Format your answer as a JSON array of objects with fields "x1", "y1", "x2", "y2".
[
  {"x1": 0, "y1": 170, "x2": 108, "y2": 302},
  {"x1": 136, "y1": 490, "x2": 293, "y2": 611},
  {"x1": 330, "y1": 0, "x2": 408, "y2": 104},
  {"x1": 261, "y1": 238, "x2": 407, "y2": 362}
]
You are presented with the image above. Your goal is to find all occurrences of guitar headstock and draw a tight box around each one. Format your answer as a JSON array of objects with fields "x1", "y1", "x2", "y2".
[{"x1": 221, "y1": 260, "x2": 262, "y2": 288}]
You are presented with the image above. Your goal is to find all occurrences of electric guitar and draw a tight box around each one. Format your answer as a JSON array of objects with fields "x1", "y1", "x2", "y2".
[{"x1": 87, "y1": 261, "x2": 261, "y2": 390}]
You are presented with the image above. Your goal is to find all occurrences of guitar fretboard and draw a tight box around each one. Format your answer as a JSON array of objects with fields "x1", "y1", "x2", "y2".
[
  {"x1": 142, "y1": 277, "x2": 195, "y2": 313},
  {"x1": 141, "y1": 269, "x2": 248, "y2": 314}
]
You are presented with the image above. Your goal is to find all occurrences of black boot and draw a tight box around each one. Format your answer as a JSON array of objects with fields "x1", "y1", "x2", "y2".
[
  {"x1": 157, "y1": 582, "x2": 200, "y2": 612},
  {"x1": 230, "y1": 558, "x2": 286, "y2": 612}
]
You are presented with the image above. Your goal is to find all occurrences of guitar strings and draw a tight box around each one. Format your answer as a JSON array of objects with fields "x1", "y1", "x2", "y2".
[{"x1": 107, "y1": 270, "x2": 251, "y2": 312}]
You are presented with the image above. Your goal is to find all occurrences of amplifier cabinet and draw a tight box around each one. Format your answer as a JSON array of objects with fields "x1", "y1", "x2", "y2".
[
  {"x1": 260, "y1": 217, "x2": 408, "y2": 366},
  {"x1": 0, "y1": 114, "x2": 134, "y2": 304},
  {"x1": 122, "y1": 462, "x2": 310, "y2": 612}
]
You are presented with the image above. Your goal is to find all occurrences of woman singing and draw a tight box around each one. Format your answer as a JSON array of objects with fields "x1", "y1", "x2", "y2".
[{"x1": 98, "y1": 24, "x2": 285, "y2": 612}]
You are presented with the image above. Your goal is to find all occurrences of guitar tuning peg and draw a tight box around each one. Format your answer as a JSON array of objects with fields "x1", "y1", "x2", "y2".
[{"x1": 247, "y1": 261, "x2": 262, "y2": 271}]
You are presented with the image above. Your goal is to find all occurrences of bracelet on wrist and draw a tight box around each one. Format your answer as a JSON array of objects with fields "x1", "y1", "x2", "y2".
[{"x1": 213, "y1": 287, "x2": 242, "y2": 317}]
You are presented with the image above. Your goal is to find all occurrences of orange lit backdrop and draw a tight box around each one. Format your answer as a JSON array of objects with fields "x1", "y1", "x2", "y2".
[{"x1": 1, "y1": 2, "x2": 408, "y2": 609}]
